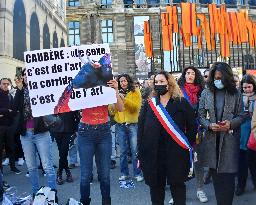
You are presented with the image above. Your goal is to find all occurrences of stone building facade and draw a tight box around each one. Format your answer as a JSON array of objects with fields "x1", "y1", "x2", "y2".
[
  {"x1": 66, "y1": 0, "x2": 256, "y2": 77},
  {"x1": 0, "y1": 0, "x2": 67, "y2": 79}
]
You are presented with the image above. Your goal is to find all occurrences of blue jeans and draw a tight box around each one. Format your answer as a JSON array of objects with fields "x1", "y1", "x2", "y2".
[
  {"x1": 116, "y1": 123, "x2": 141, "y2": 177},
  {"x1": 20, "y1": 131, "x2": 56, "y2": 194},
  {"x1": 77, "y1": 122, "x2": 111, "y2": 202}
]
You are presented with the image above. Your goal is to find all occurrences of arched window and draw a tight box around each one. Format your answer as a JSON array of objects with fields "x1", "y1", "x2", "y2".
[
  {"x1": 13, "y1": 0, "x2": 26, "y2": 61},
  {"x1": 53, "y1": 32, "x2": 58, "y2": 48},
  {"x1": 30, "y1": 13, "x2": 40, "y2": 51},
  {"x1": 60, "y1": 38, "x2": 65, "y2": 47},
  {"x1": 43, "y1": 23, "x2": 50, "y2": 49}
]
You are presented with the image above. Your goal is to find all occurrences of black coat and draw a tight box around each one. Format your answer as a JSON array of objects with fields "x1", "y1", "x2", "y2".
[
  {"x1": 0, "y1": 89, "x2": 15, "y2": 126},
  {"x1": 137, "y1": 97, "x2": 197, "y2": 186},
  {"x1": 13, "y1": 88, "x2": 48, "y2": 136}
]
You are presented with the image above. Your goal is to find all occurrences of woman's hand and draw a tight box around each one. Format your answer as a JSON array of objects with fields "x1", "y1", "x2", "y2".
[{"x1": 107, "y1": 79, "x2": 118, "y2": 91}]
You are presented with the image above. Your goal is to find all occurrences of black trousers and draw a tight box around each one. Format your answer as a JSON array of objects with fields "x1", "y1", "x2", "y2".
[
  {"x1": 150, "y1": 182, "x2": 186, "y2": 205},
  {"x1": 53, "y1": 132, "x2": 72, "y2": 172},
  {"x1": 211, "y1": 169, "x2": 236, "y2": 205},
  {"x1": 0, "y1": 126, "x2": 16, "y2": 170},
  {"x1": 237, "y1": 149, "x2": 256, "y2": 189}
]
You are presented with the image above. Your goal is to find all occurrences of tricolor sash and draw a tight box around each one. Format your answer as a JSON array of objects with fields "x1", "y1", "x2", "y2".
[
  {"x1": 149, "y1": 97, "x2": 194, "y2": 177},
  {"x1": 181, "y1": 87, "x2": 192, "y2": 106}
]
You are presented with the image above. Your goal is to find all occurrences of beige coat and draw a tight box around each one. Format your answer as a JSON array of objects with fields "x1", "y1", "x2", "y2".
[{"x1": 252, "y1": 106, "x2": 256, "y2": 138}]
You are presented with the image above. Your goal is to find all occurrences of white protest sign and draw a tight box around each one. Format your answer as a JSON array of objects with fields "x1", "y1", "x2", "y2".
[{"x1": 24, "y1": 44, "x2": 116, "y2": 117}]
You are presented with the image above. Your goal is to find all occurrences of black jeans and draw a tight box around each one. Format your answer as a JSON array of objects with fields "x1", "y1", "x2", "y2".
[
  {"x1": 53, "y1": 132, "x2": 72, "y2": 172},
  {"x1": 211, "y1": 169, "x2": 236, "y2": 205},
  {"x1": 0, "y1": 126, "x2": 16, "y2": 170},
  {"x1": 237, "y1": 149, "x2": 256, "y2": 189}
]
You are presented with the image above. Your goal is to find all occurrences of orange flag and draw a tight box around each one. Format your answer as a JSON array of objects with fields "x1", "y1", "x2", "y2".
[
  {"x1": 197, "y1": 26, "x2": 202, "y2": 50},
  {"x1": 219, "y1": 6, "x2": 230, "y2": 58},
  {"x1": 228, "y1": 12, "x2": 240, "y2": 45},
  {"x1": 161, "y1": 13, "x2": 173, "y2": 51},
  {"x1": 197, "y1": 13, "x2": 212, "y2": 50},
  {"x1": 237, "y1": 12, "x2": 248, "y2": 43},
  {"x1": 166, "y1": 6, "x2": 179, "y2": 33},
  {"x1": 246, "y1": 20, "x2": 255, "y2": 47},
  {"x1": 144, "y1": 21, "x2": 153, "y2": 58},
  {"x1": 180, "y1": 28, "x2": 192, "y2": 47},
  {"x1": 181, "y1": 3, "x2": 197, "y2": 36},
  {"x1": 208, "y1": 4, "x2": 219, "y2": 34}
]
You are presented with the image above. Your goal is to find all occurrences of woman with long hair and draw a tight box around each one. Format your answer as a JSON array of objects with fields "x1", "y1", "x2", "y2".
[
  {"x1": 198, "y1": 62, "x2": 244, "y2": 205},
  {"x1": 138, "y1": 71, "x2": 197, "y2": 205},
  {"x1": 236, "y1": 74, "x2": 256, "y2": 196},
  {"x1": 112, "y1": 74, "x2": 143, "y2": 182},
  {"x1": 178, "y1": 66, "x2": 208, "y2": 203}
]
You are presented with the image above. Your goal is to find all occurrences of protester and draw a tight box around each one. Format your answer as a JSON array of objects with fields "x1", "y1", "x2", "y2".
[
  {"x1": 51, "y1": 111, "x2": 79, "y2": 185},
  {"x1": 13, "y1": 70, "x2": 57, "y2": 196},
  {"x1": 0, "y1": 78, "x2": 21, "y2": 175},
  {"x1": 234, "y1": 74, "x2": 241, "y2": 89},
  {"x1": 77, "y1": 79, "x2": 124, "y2": 205},
  {"x1": 138, "y1": 71, "x2": 197, "y2": 205},
  {"x1": 178, "y1": 66, "x2": 208, "y2": 203},
  {"x1": 112, "y1": 74, "x2": 143, "y2": 182},
  {"x1": 198, "y1": 62, "x2": 244, "y2": 205},
  {"x1": 203, "y1": 69, "x2": 210, "y2": 84},
  {"x1": 236, "y1": 74, "x2": 256, "y2": 196}
]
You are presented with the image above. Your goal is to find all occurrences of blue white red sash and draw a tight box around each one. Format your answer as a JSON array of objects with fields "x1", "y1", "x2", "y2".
[
  {"x1": 149, "y1": 97, "x2": 194, "y2": 176},
  {"x1": 181, "y1": 87, "x2": 192, "y2": 106}
]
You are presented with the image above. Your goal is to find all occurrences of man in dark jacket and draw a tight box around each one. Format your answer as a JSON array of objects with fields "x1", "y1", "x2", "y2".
[{"x1": 0, "y1": 78, "x2": 21, "y2": 174}]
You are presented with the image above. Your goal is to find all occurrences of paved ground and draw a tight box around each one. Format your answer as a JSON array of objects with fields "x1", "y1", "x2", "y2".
[{"x1": 2, "y1": 142, "x2": 256, "y2": 205}]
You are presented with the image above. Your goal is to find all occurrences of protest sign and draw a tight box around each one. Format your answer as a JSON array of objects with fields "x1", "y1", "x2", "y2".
[{"x1": 24, "y1": 44, "x2": 116, "y2": 117}]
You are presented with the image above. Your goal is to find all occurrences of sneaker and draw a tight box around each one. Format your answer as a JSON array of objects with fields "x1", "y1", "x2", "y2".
[
  {"x1": 11, "y1": 167, "x2": 21, "y2": 175},
  {"x1": 25, "y1": 172, "x2": 29, "y2": 177},
  {"x1": 119, "y1": 175, "x2": 129, "y2": 181},
  {"x1": 197, "y1": 190, "x2": 208, "y2": 203},
  {"x1": 17, "y1": 158, "x2": 24, "y2": 166},
  {"x1": 56, "y1": 170, "x2": 64, "y2": 185},
  {"x1": 2, "y1": 158, "x2": 9, "y2": 166},
  {"x1": 66, "y1": 169, "x2": 74, "y2": 183},
  {"x1": 169, "y1": 198, "x2": 174, "y2": 204},
  {"x1": 3, "y1": 181, "x2": 10, "y2": 190},
  {"x1": 134, "y1": 175, "x2": 144, "y2": 182}
]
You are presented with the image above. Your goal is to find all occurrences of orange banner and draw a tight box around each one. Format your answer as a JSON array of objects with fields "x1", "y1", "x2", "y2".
[
  {"x1": 161, "y1": 13, "x2": 173, "y2": 51},
  {"x1": 144, "y1": 21, "x2": 153, "y2": 58},
  {"x1": 181, "y1": 3, "x2": 197, "y2": 36}
]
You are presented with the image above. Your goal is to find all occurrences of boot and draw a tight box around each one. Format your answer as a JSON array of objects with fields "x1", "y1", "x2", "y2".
[
  {"x1": 102, "y1": 197, "x2": 111, "y2": 205},
  {"x1": 56, "y1": 170, "x2": 64, "y2": 185},
  {"x1": 80, "y1": 198, "x2": 91, "y2": 205},
  {"x1": 65, "y1": 169, "x2": 73, "y2": 183}
]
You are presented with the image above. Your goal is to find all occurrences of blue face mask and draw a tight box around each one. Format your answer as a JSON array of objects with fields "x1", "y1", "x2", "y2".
[{"x1": 214, "y1": 79, "x2": 224, "y2": 89}]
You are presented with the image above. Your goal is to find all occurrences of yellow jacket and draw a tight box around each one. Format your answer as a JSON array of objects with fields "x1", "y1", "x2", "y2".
[
  {"x1": 110, "y1": 88, "x2": 142, "y2": 124},
  {"x1": 252, "y1": 107, "x2": 256, "y2": 137}
]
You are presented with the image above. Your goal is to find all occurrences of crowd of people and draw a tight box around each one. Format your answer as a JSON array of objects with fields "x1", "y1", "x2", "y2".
[{"x1": 0, "y1": 62, "x2": 256, "y2": 205}]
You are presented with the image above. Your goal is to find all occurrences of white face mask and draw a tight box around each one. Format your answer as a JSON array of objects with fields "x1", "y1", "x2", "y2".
[
  {"x1": 8, "y1": 85, "x2": 12, "y2": 91},
  {"x1": 214, "y1": 79, "x2": 224, "y2": 90}
]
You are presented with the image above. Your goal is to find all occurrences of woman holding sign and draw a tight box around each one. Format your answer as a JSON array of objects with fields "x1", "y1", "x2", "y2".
[
  {"x1": 77, "y1": 79, "x2": 124, "y2": 205},
  {"x1": 137, "y1": 71, "x2": 197, "y2": 205}
]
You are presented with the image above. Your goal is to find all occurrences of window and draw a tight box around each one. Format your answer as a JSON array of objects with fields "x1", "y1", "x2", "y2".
[
  {"x1": 216, "y1": 0, "x2": 221, "y2": 4},
  {"x1": 249, "y1": 0, "x2": 256, "y2": 5},
  {"x1": 224, "y1": 0, "x2": 237, "y2": 4},
  {"x1": 101, "y1": 0, "x2": 112, "y2": 6},
  {"x1": 199, "y1": 0, "x2": 212, "y2": 3},
  {"x1": 68, "y1": 21, "x2": 80, "y2": 46},
  {"x1": 101, "y1": 20, "x2": 113, "y2": 43},
  {"x1": 68, "y1": 0, "x2": 80, "y2": 6}
]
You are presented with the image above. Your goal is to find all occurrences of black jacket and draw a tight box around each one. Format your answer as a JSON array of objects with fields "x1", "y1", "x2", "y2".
[
  {"x1": 0, "y1": 89, "x2": 15, "y2": 126},
  {"x1": 13, "y1": 88, "x2": 48, "y2": 136},
  {"x1": 137, "y1": 97, "x2": 197, "y2": 186},
  {"x1": 51, "y1": 111, "x2": 80, "y2": 134}
]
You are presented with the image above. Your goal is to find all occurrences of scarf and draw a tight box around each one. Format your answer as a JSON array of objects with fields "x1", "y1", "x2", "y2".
[
  {"x1": 184, "y1": 83, "x2": 201, "y2": 105},
  {"x1": 23, "y1": 87, "x2": 33, "y2": 121},
  {"x1": 242, "y1": 92, "x2": 256, "y2": 114}
]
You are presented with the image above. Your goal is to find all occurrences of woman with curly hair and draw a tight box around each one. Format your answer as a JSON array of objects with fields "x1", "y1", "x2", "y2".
[
  {"x1": 138, "y1": 71, "x2": 197, "y2": 205},
  {"x1": 198, "y1": 62, "x2": 245, "y2": 205},
  {"x1": 178, "y1": 66, "x2": 208, "y2": 203}
]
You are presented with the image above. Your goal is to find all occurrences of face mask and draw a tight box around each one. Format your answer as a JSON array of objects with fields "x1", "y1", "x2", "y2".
[
  {"x1": 214, "y1": 79, "x2": 224, "y2": 90},
  {"x1": 8, "y1": 85, "x2": 12, "y2": 90},
  {"x1": 154, "y1": 85, "x2": 168, "y2": 95}
]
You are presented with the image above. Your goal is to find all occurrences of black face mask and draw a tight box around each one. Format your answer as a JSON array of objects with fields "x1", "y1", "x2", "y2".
[{"x1": 154, "y1": 85, "x2": 168, "y2": 96}]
